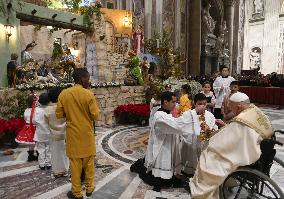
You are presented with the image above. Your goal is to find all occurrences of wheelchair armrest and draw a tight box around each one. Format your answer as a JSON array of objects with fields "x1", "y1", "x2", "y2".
[{"x1": 274, "y1": 130, "x2": 284, "y2": 134}]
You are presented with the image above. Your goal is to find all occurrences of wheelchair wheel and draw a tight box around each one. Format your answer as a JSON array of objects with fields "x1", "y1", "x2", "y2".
[
  {"x1": 220, "y1": 167, "x2": 284, "y2": 199},
  {"x1": 273, "y1": 157, "x2": 284, "y2": 168}
]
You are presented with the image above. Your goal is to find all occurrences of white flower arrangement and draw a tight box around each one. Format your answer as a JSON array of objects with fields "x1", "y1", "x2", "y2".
[{"x1": 16, "y1": 81, "x2": 124, "y2": 90}]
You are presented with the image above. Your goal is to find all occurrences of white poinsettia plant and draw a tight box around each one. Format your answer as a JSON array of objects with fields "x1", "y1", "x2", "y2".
[{"x1": 16, "y1": 81, "x2": 124, "y2": 91}]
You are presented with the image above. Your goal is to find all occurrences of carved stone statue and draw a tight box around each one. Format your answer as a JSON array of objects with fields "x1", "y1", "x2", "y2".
[
  {"x1": 132, "y1": 25, "x2": 144, "y2": 54},
  {"x1": 201, "y1": 3, "x2": 216, "y2": 44},
  {"x1": 214, "y1": 21, "x2": 229, "y2": 57},
  {"x1": 250, "y1": 49, "x2": 261, "y2": 69},
  {"x1": 254, "y1": 0, "x2": 263, "y2": 14}
]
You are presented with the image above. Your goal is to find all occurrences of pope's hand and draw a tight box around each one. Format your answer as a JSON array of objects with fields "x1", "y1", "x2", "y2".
[
  {"x1": 195, "y1": 104, "x2": 206, "y2": 114},
  {"x1": 216, "y1": 119, "x2": 226, "y2": 127}
]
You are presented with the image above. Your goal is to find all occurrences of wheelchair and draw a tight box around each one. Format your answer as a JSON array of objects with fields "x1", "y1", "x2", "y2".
[{"x1": 220, "y1": 130, "x2": 284, "y2": 199}]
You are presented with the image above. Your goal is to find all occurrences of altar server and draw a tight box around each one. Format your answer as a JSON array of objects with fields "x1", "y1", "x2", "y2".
[
  {"x1": 145, "y1": 92, "x2": 206, "y2": 190},
  {"x1": 213, "y1": 66, "x2": 235, "y2": 119},
  {"x1": 181, "y1": 93, "x2": 217, "y2": 175}
]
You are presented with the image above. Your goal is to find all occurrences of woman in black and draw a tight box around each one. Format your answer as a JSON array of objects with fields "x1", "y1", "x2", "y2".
[{"x1": 7, "y1": 53, "x2": 19, "y2": 88}]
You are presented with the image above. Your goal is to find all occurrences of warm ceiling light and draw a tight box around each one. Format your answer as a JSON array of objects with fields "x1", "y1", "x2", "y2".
[
  {"x1": 4, "y1": 24, "x2": 14, "y2": 43},
  {"x1": 123, "y1": 15, "x2": 129, "y2": 26}
]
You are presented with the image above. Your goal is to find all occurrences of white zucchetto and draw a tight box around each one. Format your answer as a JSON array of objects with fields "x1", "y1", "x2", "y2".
[{"x1": 229, "y1": 92, "x2": 250, "y2": 102}]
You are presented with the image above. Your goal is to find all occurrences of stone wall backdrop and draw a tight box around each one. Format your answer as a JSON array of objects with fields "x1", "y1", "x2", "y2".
[{"x1": 0, "y1": 86, "x2": 146, "y2": 125}]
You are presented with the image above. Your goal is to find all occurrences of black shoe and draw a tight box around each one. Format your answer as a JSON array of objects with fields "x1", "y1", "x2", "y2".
[
  {"x1": 86, "y1": 188, "x2": 95, "y2": 197},
  {"x1": 67, "y1": 191, "x2": 83, "y2": 199},
  {"x1": 39, "y1": 166, "x2": 45, "y2": 170},
  {"x1": 46, "y1": 166, "x2": 52, "y2": 170},
  {"x1": 27, "y1": 150, "x2": 38, "y2": 162},
  {"x1": 152, "y1": 186, "x2": 161, "y2": 192}
]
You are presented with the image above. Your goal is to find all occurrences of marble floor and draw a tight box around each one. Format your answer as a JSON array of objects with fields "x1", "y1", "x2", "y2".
[{"x1": 0, "y1": 106, "x2": 284, "y2": 199}]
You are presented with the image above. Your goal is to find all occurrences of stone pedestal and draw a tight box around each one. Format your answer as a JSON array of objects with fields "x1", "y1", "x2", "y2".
[{"x1": 200, "y1": 35, "x2": 217, "y2": 75}]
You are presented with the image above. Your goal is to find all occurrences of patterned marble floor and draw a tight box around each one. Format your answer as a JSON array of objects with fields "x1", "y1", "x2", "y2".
[{"x1": 0, "y1": 106, "x2": 284, "y2": 199}]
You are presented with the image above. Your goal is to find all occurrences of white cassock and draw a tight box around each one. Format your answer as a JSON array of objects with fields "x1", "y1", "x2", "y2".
[
  {"x1": 189, "y1": 104, "x2": 274, "y2": 199},
  {"x1": 145, "y1": 109, "x2": 200, "y2": 179},
  {"x1": 181, "y1": 110, "x2": 218, "y2": 175},
  {"x1": 213, "y1": 76, "x2": 235, "y2": 109},
  {"x1": 44, "y1": 104, "x2": 69, "y2": 175}
]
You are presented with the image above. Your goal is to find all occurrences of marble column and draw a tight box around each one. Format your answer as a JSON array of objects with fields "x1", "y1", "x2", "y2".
[
  {"x1": 144, "y1": 0, "x2": 152, "y2": 39},
  {"x1": 235, "y1": 0, "x2": 245, "y2": 74},
  {"x1": 174, "y1": 0, "x2": 181, "y2": 49},
  {"x1": 224, "y1": 0, "x2": 236, "y2": 70},
  {"x1": 156, "y1": 0, "x2": 163, "y2": 34},
  {"x1": 117, "y1": 0, "x2": 122, "y2": 10},
  {"x1": 126, "y1": 0, "x2": 133, "y2": 11},
  {"x1": 187, "y1": 0, "x2": 201, "y2": 75},
  {"x1": 262, "y1": 0, "x2": 280, "y2": 74}
]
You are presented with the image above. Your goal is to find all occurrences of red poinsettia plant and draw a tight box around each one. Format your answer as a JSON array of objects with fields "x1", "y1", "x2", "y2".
[
  {"x1": 114, "y1": 104, "x2": 150, "y2": 125},
  {"x1": 0, "y1": 118, "x2": 26, "y2": 137}
]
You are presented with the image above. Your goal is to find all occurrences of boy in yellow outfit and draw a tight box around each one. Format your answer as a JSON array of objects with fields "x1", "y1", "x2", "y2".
[{"x1": 56, "y1": 68, "x2": 100, "y2": 199}]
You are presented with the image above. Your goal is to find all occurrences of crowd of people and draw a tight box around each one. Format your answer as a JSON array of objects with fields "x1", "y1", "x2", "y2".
[
  {"x1": 131, "y1": 65, "x2": 275, "y2": 199},
  {"x1": 15, "y1": 68, "x2": 100, "y2": 199},
  {"x1": 11, "y1": 65, "x2": 276, "y2": 199}
]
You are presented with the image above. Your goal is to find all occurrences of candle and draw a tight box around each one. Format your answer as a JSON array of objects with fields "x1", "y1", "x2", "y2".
[{"x1": 156, "y1": 39, "x2": 160, "y2": 49}]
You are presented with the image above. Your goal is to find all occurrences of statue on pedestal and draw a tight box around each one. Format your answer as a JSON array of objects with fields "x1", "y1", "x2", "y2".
[
  {"x1": 201, "y1": 3, "x2": 216, "y2": 45},
  {"x1": 141, "y1": 56, "x2": 150, "y2": 84},
  {"x1": 214, "y1": 21, "x2": 229, "y2": 57},
  {"x1": 249, "y1": 48, "x2": 261, "y2": 70},
  {"x1": 254, "y1": 0, "x2": 263, "y2": 14},
  {"x1": 21, "y1": 41, "x2": 37, "y2": 64},
  {"x1": 132, "y1": 25, "x2": 144, "y2": 54}
]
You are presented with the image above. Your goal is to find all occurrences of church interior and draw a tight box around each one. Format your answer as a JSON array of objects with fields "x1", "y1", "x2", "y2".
[{"x1": 0, "y1": 0, "x2": 284, "y2": 199}]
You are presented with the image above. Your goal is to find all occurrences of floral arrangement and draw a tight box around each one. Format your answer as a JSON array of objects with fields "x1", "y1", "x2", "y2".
[
  {"x1": 0, "y1": 90, "x2": 29, "y2": 119},
  {"x1": 16, "y1": 82, "x2": 124, "y2": 91},
  {"x1": 114, "y1": 104, "x2": 150, "y2": 125},
  {"x1": 0, "y1": 118, "x2": 25, "y2": 147}
]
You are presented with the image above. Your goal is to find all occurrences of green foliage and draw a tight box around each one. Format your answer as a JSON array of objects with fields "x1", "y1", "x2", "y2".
[
  {"x1": 51, "y1": 43, "x2": 64, "y2": 61},
  {"x1": 0, "y1": 90, "x2": 29, "y2": 119},
  {"x1": 129, "y1": 56, "x2": 144, "y2": 85},
  {"x1": 80, "y1": 4, "x2": 103, "y2": 28},
  {"x1": 144, "y1": 30, "x2": 185, "y2": 80},
  {"x1": 63, "y1": 0, "x2": 81, "y2": 13},
  {"x1": 144, "y1": 31, "x2": 173, "y2": 54},
  {"x1": 47, "y1": 0, "x2": 64, "y2": 9},
  {"x1": 145, "y1": 80, "x2": 163, "y2": 104}
]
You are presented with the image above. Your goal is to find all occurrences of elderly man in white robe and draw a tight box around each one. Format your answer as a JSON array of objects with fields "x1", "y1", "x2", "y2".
[
  {"x1": 143, "y1": 91, "x2": 206, "y2": 191},
  {"x1": 213, "y1": 66, "x2": 235, "y2": 119},
  {"x1": 189, "y1": 92, "x2": 274, "y2": 199}
]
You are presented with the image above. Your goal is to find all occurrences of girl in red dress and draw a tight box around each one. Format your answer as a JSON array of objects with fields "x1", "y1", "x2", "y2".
[{"x1": 15, "y1": 94, "x2": 38, "y2": 161}]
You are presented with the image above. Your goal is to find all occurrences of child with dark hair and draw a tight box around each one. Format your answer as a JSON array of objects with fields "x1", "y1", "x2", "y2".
[
  {"x1": 34, "y1": 93, "x2": 51, "y2": 170},
  {"x1": 15, "y1": 93, "x2": 38, "y2": 161},
  {"x1": 181, "y1": 93, "x2": 218, "y2": 175},
  {"x1": 45, "y1": 87, "x2": 69, "y2": 177},
  {"x1": 201, "y1": 81, "x2": 216, "y2": 113}
]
